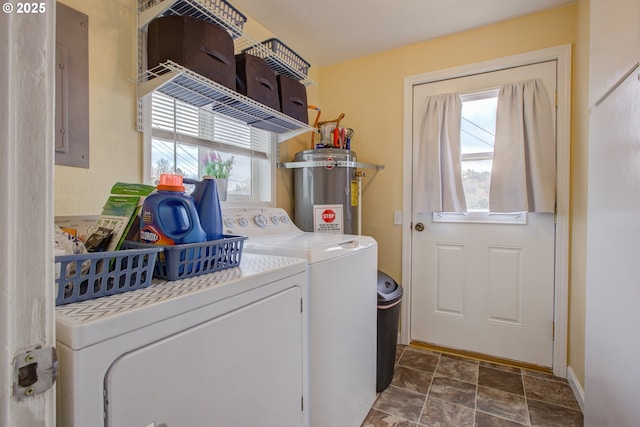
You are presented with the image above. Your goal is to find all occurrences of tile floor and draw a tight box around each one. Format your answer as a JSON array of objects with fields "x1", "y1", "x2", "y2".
[{"x1": 362, "y1": 345, "x2": 583, "y2": 427}]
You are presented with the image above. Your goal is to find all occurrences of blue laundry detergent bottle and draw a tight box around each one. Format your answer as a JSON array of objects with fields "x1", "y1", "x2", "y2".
[
  {"x1": 185, "y1": 176, "x2": 224, "y2": 241},
  {"x1": 140, "y1": 174, "x2": 207, "y2": 245}
]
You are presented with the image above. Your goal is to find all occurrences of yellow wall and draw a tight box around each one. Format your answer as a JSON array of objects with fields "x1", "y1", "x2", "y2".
[
  {"x1": 55, "y1": 0, "x2": 140, "y2": 214},
  {"x1": 318, "y1": 4, "x2": 586, "y2": 386}
]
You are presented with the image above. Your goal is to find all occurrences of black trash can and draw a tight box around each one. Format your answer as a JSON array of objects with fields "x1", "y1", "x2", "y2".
[{"x1": 376, "y1": 270, "x2": 403, "y2": 392}]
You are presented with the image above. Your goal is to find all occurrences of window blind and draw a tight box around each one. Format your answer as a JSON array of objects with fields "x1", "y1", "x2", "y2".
[{"x1": 151, "y1": 92, "x2": 270, "y2": 160}]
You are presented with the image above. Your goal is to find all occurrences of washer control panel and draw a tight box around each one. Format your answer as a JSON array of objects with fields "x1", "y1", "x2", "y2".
[{"x1": 222, "y1": 207, "x2": 300, "y2": 237}]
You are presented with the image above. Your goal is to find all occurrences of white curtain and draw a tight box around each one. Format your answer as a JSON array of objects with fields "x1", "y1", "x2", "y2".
[
  {"x1": 489, "y1": 79, "x2": 556, "y2": 213},
  {"x1": 415, "y1": 93, "x2": 467, "y2": 213}
]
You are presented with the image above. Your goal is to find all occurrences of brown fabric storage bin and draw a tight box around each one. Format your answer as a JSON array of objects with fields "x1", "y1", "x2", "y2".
[
  {"x1": 278, "y1": 74, "x2": 308, "y2": 123},
  {"x1": 235, "y1": 53, "x2": 280, "y2": 111},
  {"x1": 147, "y1": 15, "x2": 236, "y2": 91}
]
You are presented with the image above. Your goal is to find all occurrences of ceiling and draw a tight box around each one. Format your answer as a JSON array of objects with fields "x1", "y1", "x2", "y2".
[{"x1": 230, "y1": 0, "x2": 575, "y2": 67}]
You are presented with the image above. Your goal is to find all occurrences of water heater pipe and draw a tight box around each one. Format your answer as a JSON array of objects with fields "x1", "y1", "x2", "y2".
[{"x1": 356, "y1": 171, "x2": 364, "y2": 235}]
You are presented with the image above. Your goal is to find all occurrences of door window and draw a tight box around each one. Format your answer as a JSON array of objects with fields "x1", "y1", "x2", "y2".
[
  {"x1": 460, "y1": 90, "x2": 497, "y2": 212},
  {"x1": 435, "y1": 89, "x2": 526, "y2": 224}
]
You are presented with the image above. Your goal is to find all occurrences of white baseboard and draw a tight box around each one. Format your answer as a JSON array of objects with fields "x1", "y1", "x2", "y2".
[{"x1": 566, "y1": 366, "x2": 585, "y2": 412}]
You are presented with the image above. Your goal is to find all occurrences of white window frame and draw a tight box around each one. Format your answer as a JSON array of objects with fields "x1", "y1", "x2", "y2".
[
  {"x1": 433, "y1": 211, "x2": 527, "y2": 224},
  {"x1": 141, "y1": 96, "x2": 277, "y2": 206}
]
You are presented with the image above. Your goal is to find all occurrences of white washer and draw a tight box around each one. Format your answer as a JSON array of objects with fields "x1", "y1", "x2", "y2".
[
  {"x1": 222, "y1": 207, "x2": 378, "y2": 427},
  {"x1": 56, "y1": 253, "x2": 308, "y2": 427}
]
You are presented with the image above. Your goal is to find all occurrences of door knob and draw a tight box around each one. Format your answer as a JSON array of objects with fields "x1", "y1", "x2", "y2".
[{"x1": 415, "y1": 222, "x2": 425, "y2": 232}]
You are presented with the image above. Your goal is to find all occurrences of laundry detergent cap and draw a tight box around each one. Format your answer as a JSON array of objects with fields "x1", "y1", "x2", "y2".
[{"x1": 157, "y1": 173, "x2": 185, "y2": 192}]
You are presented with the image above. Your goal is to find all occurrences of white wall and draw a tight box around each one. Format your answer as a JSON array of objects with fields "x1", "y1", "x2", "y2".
[{"x1": 584, "y1": 0, "x2": 640, "y2": 425}]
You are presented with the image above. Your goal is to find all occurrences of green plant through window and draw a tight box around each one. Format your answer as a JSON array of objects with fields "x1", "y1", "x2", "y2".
[{"x1": 202, "y1": 151, "x2": 235, "y2": 179}]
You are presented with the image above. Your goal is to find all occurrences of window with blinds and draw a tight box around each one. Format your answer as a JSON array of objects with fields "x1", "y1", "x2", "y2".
[{"x1": 149, "y1": 92, "x2": 274, "y2": 201}]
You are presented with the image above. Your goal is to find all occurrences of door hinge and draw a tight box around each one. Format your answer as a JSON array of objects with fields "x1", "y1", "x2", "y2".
[
  {"x1": 301, "y1": 396, "x2": 304, "y2": 411},
  {"x1": 13, "y1": 346, "x2": 58, "y2": 400},
  {"x1": 300, "y1": 298, "x2": 303, "y2": 313}
]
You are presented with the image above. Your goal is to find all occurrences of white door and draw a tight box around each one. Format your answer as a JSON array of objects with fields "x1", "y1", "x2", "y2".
[{"x1": 410, "y1": 61, "x2": 557, "y2": 367}]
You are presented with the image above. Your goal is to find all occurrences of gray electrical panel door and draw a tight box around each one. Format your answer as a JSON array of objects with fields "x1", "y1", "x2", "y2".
[{"x1": 55, "y1": 2, "x2": 89, "y2": 168}]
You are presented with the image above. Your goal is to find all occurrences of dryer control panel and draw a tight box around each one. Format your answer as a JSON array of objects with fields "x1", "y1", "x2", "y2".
[{"x1": 222, "y1": 207, "x2": 302, "y2": 237}]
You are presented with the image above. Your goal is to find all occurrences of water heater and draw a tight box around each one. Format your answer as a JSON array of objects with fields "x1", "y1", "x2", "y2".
[{"x1": 293, "y1": 148, "x2": 359, "y2": 234}]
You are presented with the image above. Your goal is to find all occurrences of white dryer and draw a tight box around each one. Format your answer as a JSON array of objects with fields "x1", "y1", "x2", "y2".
[
  {"x1": 56, "y1": 253, "x2": 308, "y2": 427},
  {"x1": 222, "y1": 207, "x2": 378, "y2": 427}
]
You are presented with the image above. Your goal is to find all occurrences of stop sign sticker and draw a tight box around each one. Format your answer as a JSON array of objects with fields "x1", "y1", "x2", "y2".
[
  {"x1": 313, "y1": 204, "x2": 343, "y2": 233},
  {"x1": 325, "y1": 157, "x2": 334, "y2": 170},
  {"x1": 322, "y1": 209, "x2": 336, "y2": 223}
]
